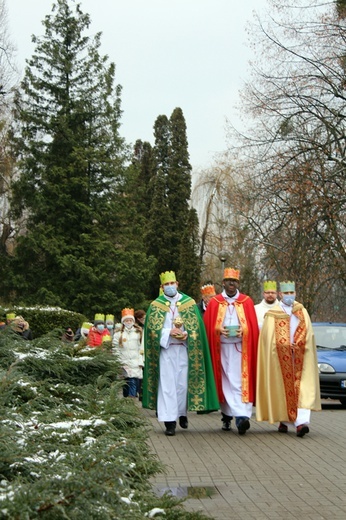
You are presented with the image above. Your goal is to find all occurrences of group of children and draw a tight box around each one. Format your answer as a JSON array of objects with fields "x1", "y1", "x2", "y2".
[
  {"x1": 76, "y1": 309, "x2": 146, "y2": 399},
  {"x1": 0, "y1": 313, "x2": 33, "y2": 340}
]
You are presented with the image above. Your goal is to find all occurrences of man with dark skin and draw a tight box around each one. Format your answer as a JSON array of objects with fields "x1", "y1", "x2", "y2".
[{"x1": 204, "y1": 268, "x2": 259, "y2": 434}]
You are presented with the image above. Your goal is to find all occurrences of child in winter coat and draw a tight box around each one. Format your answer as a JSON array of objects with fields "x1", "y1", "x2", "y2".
[{"x1": 112, "y1": 308, "x2": 144, "y2": 398}]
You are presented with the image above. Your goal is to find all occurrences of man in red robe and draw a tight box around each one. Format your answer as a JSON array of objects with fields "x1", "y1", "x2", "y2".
[{"x1": 204, "y1": 267, "x2": 259, "y2": 434}]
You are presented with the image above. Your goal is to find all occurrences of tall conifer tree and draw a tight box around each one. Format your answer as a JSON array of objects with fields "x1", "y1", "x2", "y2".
[
  {"x1": 5, "y1": 0, "x2": 153, "y2": 315},
  {"x1": 146, "y1": 108, "x2": 200, "y2": 296},
  {"x1": 167, "y1": 107, "x2": 193, "y2": 275}
]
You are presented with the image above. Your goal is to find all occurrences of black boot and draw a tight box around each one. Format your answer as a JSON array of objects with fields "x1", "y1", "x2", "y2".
[
  {"x1": 179, "y1": 416, "x2": 188, "y2": 429},
  {"x1": 164, "y1": 421, "x2": 176, "y2": 436},
  {"x1": 221, "y1": 413, "x2": 233, "y2": 431}
]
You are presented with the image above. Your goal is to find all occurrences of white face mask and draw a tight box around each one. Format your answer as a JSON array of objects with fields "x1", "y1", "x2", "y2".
[
  {"x1": 282, "y1": 295, "x2": 295, "y2": 306},
  {"x1": 123, "y1": 320, "x2": 134, "y2": 330},
  {"x1": 163, "y1": 284, "x2": 178, "y2": 297}
]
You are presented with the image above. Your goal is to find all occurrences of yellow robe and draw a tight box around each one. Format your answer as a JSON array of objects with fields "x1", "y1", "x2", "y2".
[{"x1": 256, "y1": 302, "x2": 321, "y2": 423}]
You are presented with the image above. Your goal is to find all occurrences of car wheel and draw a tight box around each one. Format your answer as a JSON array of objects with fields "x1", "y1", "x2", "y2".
[{"x1": 340, "y1": 398, "x2": 346, "y2": 407}]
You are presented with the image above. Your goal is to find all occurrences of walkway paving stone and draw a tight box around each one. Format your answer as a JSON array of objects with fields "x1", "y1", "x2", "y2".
[{"x1": 141, "y1": 402, "x2": 346, "y2": 519}]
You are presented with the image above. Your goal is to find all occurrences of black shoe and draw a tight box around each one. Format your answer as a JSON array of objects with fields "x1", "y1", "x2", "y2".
[
  {"x1": 278, "y1": 422, "x2": 288, "y2": 433},
  {"x1": 296, "y1": 424, "x2": 309, "y2": 438},
  {"x1": 179, "y1": 416, "x2": 188, "y2": 429},
  {"x1": 237, "y1": 418, "x2": 250, "y2": 435},
  {"x1": 221, "y1": 413, "x2": 232, "y2": 431},
  {"x1": 164, "y1": 421, "x2": 176, "y2": 436}
]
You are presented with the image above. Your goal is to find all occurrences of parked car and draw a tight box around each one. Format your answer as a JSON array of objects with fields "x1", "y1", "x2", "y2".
[{"x1": 313, "y1": 322, "x2": 346, "y2": 406}]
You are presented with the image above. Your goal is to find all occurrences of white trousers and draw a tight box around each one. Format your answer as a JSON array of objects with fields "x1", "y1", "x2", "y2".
[
  {"x1": 220, "y1": 342, "x2": 253, "y2": 419},
  {"x1": 157, "y1": 345, "x2": 188, "y2": 422},
  {"x1": 281, "y1": 408, "x2": 311, "y2": 428}
]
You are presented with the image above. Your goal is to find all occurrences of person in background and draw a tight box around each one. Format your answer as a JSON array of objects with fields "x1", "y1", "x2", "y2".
[
  {"x1": 5, "y1": 313, "x2": 16, "y2": 326},
  {"x1": 114, "y1": 322, "x2": 122, "y2": 333},
  {"x1": 204, "y1": 267, "x2": 259, "y2": 435},
  {"x1": 74, "y1": 322, "x2": 93, "y2": 341},
  {"x1": 197, "y1": 283, "x2": 216, "y2": 316},
  {"x1": 112, "y1": 308, "x2": 144, "y2": 398},
  {"x1": 61, "y1": 327, "x2": 74, "y2": 342},
  {"x1": 254, "y1": 280, "x2": 280, "y2": 329},
  {"x1": 142, "y1": 270, "x2": 219, "y2": 436},
  {"x1": 134, "y1": 309, "x2": 146, "y2": 401},
  {"x1": 105, "y1": 314, "x2": 115, "y2": 338},
  {"x1": 87, "y1": 314, "x2": 111, "y2": 347},
  {"x1": 134, "y1": 309, "x2": 146, "y2": 328},
  {"x1": 11, "y1": 315, "x2": 33, "y2": 340},
  {"x1": 256, "y1": 280, "x2": 321, "y2": 437},
  {"x1": 0, "y1": 314, "x2": 6, "y2": 329}
]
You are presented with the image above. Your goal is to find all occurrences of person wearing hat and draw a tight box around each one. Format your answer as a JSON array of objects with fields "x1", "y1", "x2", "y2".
[
  {"x1": 203, "y1": 267, "x2": 259, "y2": 435},
  {"x1": 74, "y1": 322, "x2": 93, "y2": 341},
  {"x1": 254, "y1": 280, "x2": 280, "y2": 329},
  {"x1": 5, "y1": 313, "x2": 16, "y2": 326},
  {"x1": 112, "y1": 308, "x2": 144, "y2": 398},
  {"x1": 256, "y1": 281, "x2": 321, "y2": 437},
  {"x1": 142, "y1": 270, "x2": 219, "y2": 436},
  {"x1": 105, "y1": 314, "x2": 115, "y2": 338},
  {"x1": 10, "y1": 315, "x2": 33, "y2": 340},
  {"x1": 87, "y1": 314, "x2": 111, "y2": 347},
  {"x1": 197, "y1": 283, "x2": 216, "y2": 316}
]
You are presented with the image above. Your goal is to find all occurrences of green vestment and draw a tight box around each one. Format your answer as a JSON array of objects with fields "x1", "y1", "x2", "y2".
[{"x1": 142, "y1": 292, "x2": 219, "y2": 412}]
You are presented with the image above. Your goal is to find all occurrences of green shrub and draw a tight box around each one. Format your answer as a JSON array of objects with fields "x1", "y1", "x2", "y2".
[
  {"x1": 0, "y1": 331, "x2": 211, "y2": 519},
  {"x1": 1, "y1": 306, "x2": 88, "y2": 338}
]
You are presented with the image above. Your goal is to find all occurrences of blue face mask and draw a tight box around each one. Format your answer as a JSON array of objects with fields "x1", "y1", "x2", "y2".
[
  {"x1": 282, "y1": 295, "x2": 295, "y2": 306},
  {"x1": 163, "y1": 284, "x2": 178, "y2": 297},
  {"x1": 96, "y1": 324, "x2": 105, "y2": 332},
  {"x1": 106, "y1": 324, "x2": 113, "y2": 330}
]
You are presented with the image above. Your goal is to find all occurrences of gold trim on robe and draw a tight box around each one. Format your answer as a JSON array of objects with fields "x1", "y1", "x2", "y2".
[{"x1": 256, "y1": 303, "x2": 321, "y2": 424}]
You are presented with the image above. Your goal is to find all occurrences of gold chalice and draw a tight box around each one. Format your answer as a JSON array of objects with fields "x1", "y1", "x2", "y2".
[{"x1": 172, "y1": 316, "x2": 185, "y2": 339}]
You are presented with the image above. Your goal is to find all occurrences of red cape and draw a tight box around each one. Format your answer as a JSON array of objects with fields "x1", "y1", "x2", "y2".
[{"x1": 204, "y1": 293, "x2": 259, "y2": 404}]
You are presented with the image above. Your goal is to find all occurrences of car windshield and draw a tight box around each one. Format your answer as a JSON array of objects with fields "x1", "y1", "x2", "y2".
[{"x1": 313, "y1": 325, "x2": 346, "y2": 349}]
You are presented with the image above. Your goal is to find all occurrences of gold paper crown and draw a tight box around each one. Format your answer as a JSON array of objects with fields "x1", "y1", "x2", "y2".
[
  {"x1": 121, "y1": 308, "x2": 134, "y2": 319},
  {"x1": 201, "y1": 284, "x2": 216, "y2": 296},
  {"x1": 105, "y1": 314, "x2": 114, "y2": 323},
  {"x1": 6, "y1": 313, "x2": 15, "y2": 320},
  {"x1": 81, "y1": 322, "x2": 93, "y2": 330},
  {"x1": 94, "y1": 313, "x2": 105, "y2": 322},
  {"x1": 223, "y1": 268, "x2": 240, "y2": 281},
  {"x1": 263, "y1": 280, "x2": 277, "y2": 291},
  {"x1": 279, "y1": 281, "x2": 295, "y2": 292},
  {"x1": 159, "y1": 270, "x2": 176, "y2": 285}
]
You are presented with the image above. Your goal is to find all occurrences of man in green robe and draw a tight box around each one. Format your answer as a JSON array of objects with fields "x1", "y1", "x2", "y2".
[{"x1": 142, "y1": 271, "x2": 219, "y2": 436}]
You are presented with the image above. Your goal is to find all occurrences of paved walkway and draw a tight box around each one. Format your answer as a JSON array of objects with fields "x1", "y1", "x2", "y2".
[{"x1": 141, "y1": 402, "x2": 346, "y2": 519}]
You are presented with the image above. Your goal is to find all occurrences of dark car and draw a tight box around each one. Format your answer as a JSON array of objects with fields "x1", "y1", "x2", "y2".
[{"x1": 313, "y1": 322, "x2": 346, "y2": 406}]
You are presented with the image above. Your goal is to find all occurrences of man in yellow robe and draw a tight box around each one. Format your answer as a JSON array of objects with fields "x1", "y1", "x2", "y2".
[{"x1": 256, "y1": 281, "x2": 321, "y2": 437}]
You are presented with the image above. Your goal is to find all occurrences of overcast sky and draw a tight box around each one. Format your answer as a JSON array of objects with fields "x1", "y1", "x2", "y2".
[{"x1": 7, "y1": 0, "x2": 267, "y2": 170}]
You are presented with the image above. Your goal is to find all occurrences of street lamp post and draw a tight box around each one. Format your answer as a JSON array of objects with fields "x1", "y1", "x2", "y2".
[{"x1": 218, "y1": 250, "x2": 229, "y2": 275}]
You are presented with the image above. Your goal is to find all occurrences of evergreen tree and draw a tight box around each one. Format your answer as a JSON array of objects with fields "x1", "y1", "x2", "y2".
[
  {"x1": 145, "y1": 108, "x2": 200, "y2": 297},
  {"x1": 177, "y1": 207, "x2": 201, "y2": 299},
  {"x1": 4, "y1": 0, "x2": 153, "y2": 316},
  {"x1": 167, "y1": 107, "x2": 192, "y2": 264},
  {"x1": 131, "y1": 139, "x2": 155, "y2": 219},
  {"x1": 146, "y1": 115, "x2": 173, "y2": 296}
]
